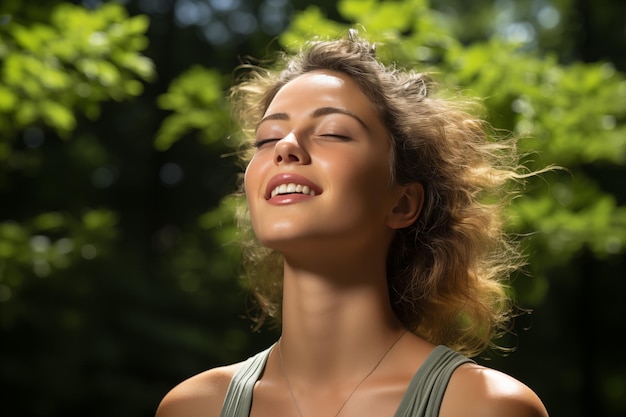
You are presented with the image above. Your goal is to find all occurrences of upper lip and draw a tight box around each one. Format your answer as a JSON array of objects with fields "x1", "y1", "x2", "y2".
[{"x1": 265, "y1": 173, "x2": 322, "y2": 200}]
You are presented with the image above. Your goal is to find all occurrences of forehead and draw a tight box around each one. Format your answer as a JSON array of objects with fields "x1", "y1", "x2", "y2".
[{"x1": 266, "y1": 70, "x2": 380, "y2": 119}]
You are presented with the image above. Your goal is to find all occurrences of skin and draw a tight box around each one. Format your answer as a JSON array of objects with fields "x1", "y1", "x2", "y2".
[{"x1": 155, "y1": 70, "x2": 549, "y2": 417}]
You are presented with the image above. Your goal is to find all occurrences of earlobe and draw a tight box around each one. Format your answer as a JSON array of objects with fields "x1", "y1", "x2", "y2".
[{"x1": 387, "y1": 183, "x2": 424, "y2": 230}]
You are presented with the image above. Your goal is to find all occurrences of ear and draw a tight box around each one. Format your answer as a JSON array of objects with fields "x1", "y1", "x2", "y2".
[{"x1": 386, "y1": 182, "x2": 424, "y2": 230}]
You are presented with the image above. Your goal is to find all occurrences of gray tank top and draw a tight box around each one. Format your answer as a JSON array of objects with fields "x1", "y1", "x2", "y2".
[{"x1": 219, "y1": 344, "x2": 473, "y2": 417}]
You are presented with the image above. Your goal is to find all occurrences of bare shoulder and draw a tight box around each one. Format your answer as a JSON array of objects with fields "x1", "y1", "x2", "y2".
[
  {"x1": 441, "y1": 362, "x2": 549, "y2": 417},
  {"x1": 155, "y1": 363, "x2": 241, "y2": 417}
]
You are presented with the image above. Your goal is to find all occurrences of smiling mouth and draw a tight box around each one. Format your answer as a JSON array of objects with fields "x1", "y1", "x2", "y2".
[{"x1": 270, "y1": 183, "x2": 317, "y2": 198}]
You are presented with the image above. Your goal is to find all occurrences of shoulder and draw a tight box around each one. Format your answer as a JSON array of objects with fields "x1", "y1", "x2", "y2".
[
  {"x1": 441, "y1": 362, "x2": 549, "y2": 417},
  {"x1": 155, "y1": 363, "x2": 241, "y2": 417}
]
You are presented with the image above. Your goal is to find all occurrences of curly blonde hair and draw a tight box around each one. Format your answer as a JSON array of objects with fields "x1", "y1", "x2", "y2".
[{"x1": 229, "y1": 30, "x2": 526, "y2": 357}]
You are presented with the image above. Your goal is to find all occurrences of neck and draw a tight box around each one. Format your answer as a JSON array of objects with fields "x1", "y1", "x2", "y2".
[{"x1": 278, "y1": 253, "x2": 405, "y2": 383}]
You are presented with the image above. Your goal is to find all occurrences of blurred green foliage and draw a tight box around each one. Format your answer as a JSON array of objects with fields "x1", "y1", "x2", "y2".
[
  {"x1": 155, "y1": 66, "x2": 230, "y2": 151},
  {"x1": 0, "y1": 3, "x2": 154, "y2": 140},
  {"x1": 1, "y1": 0, "x2": 624, "y2": 417},
  {"x1": 0, "y1": 1, "x2": 153, "y2": 310}
]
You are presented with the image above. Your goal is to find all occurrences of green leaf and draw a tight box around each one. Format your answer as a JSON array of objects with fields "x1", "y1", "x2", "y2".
[
  {"x1": 40, "y1": 100, "x2": 76, "y2": 133},
  {"x1": 279, "y1": 6, "x2": 348, "y2": 51},
  {"x1": 82, "y1": 210, "x2": 117, "y2": 231},
  {"x1": 338, "y1": 0, "x2": 378, "y2": 19},
  {"x1": 32, "y1": 212, "x2": 66, "y2": 231},
  {"x1": 0, "y1": 86, "x2": 17, "y2": 111}
]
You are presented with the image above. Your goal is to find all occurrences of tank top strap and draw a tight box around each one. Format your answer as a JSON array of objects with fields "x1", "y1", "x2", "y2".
[
  {"x1": 393, "y1": 345, "x2": 474, "y2": 417},
  {"x1": 219, "y1": 345, "x2": 274, "y2": 417},
  {"x1": 219, "y1": 344, "x2": 471, "y2": 417}
]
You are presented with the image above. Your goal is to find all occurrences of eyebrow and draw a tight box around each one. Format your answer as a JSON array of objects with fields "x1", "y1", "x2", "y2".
[{"x1": 256, "y1": 107, "x2": 369, "y2": 131}]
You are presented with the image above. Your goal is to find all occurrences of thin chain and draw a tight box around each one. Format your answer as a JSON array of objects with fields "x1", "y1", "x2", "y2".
[
  {"x1": 278, "y1": 339, "x2": 305, "y2": 417},
  {"x1": 277, "y1": 330, "x2": 408, "y2": 417}
]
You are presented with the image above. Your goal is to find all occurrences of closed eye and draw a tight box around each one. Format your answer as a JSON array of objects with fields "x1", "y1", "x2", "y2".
[
  {"x1": 253, "y1": 138, "x2": 280, "y2": 148},
  {"x1": 319, "y1": 134, "x2": 351, "y2": 140}
]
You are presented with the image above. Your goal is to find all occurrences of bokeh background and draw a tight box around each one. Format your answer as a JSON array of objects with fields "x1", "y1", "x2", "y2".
[{"x1": 1, "y1": 0, "x2": 624, "y2": 416}]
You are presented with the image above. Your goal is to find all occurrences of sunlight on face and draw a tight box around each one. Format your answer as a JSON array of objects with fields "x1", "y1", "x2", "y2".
[{"x1": 244, "y1": 70, "x2": 399, "y2": 256}]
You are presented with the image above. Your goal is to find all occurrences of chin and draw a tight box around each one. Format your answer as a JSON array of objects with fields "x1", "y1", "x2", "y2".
[
  {"x1": 255, "y1": 231, "x2": 323, "y2": 254},
  {"x1": 256, "y1": 234, "x2": 304, "y2": 250}
]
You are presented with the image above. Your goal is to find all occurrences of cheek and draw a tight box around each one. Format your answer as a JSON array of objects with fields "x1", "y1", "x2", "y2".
[
  {"x1": 331, "y1": 161, "x2": 394, "y2": 220},
  {"x1": 243, "y1": 155, "x2": 264, "y2": 196},
  {"x1": 351, "y1": 157, "x2": 392, "y2": 195},
  {"x1": 243, "y1": 155, "x2": 272, "y2": 230},
  {"x1": 243, "y1": 166, "x2": 253, "y2": 196}
]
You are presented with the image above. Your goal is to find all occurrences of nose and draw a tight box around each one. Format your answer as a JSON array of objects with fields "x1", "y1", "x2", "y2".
[{"x1": 273, "y1": 133, "x2": 310, "y2": 165}]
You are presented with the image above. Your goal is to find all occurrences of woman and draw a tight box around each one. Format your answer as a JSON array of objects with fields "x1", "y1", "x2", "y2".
[{"x1": 156, "y1": 30, "x2": 549, "y2": 417}]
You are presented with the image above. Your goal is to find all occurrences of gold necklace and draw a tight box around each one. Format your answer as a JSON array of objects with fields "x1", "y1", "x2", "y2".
[{"x1": 277, "y1": 330, "x2": 407, "y2": 417}]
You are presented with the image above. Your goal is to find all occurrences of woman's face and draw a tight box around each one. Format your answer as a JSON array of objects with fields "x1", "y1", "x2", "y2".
[{"x1": 244, "y1": 70, "x2": 402, "y2": 255}]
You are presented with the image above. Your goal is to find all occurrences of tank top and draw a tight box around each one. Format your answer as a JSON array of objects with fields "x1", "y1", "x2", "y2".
[{"x1": 218, "y1": 344, "x2": 473, "y2": 417}]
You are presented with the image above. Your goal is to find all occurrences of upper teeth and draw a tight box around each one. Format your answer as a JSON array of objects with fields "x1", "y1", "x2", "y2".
[{"x1": 271, "y1": 183, "x2": 317, "y2": 198}]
